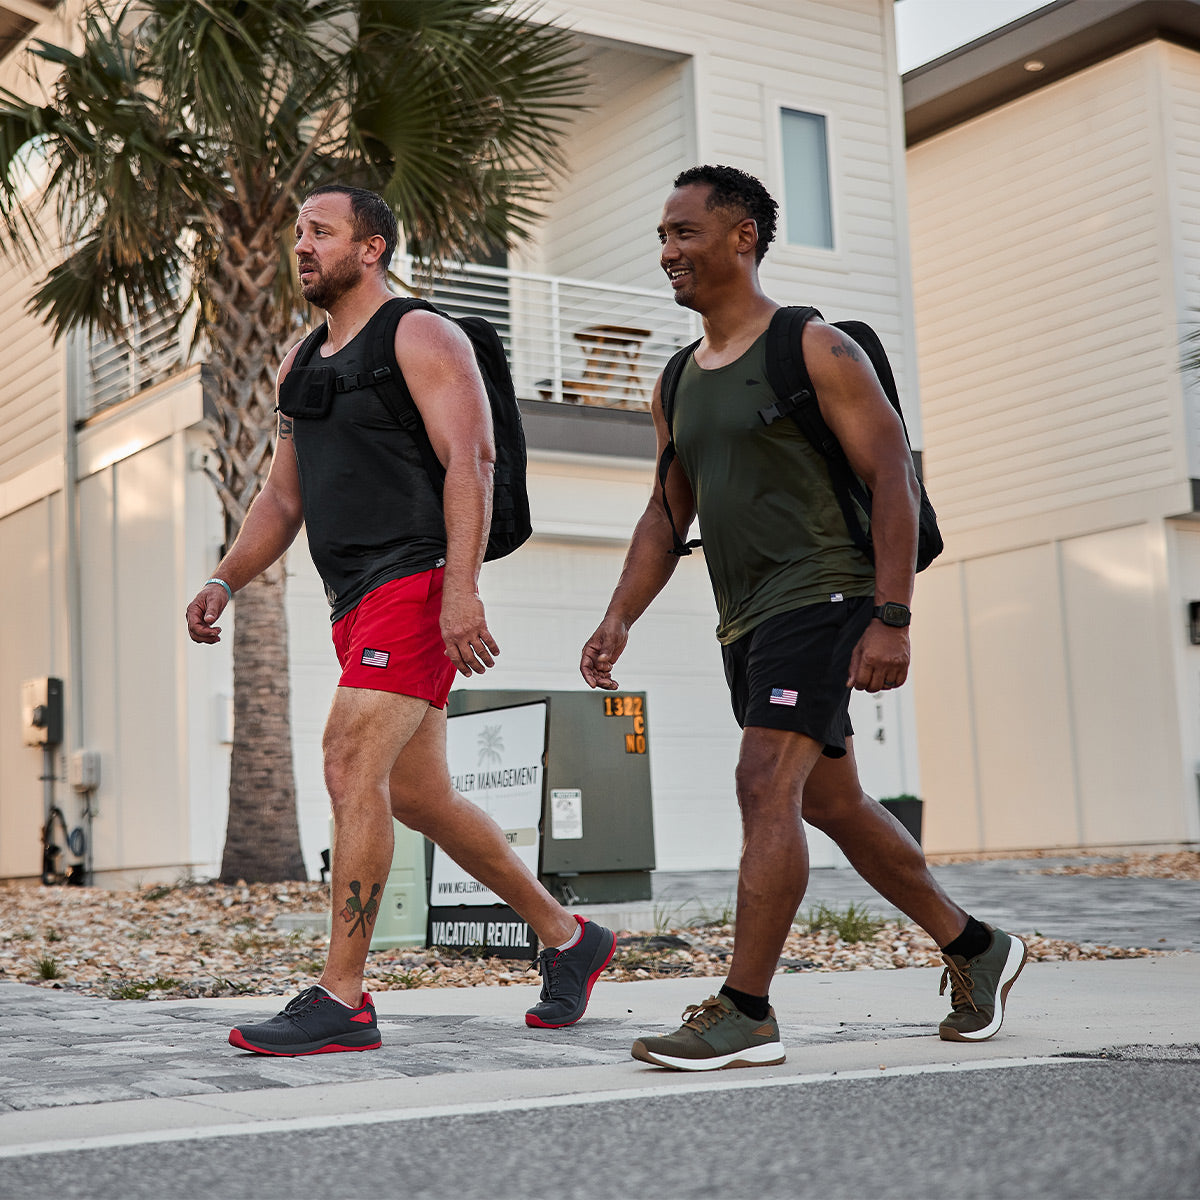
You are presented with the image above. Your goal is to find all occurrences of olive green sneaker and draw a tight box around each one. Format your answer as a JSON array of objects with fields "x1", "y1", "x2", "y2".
[
  {"x1": 938, "y1": 925, "x2": 1029, "y2": 1042},
  {"x1": 632, "y1": 994, "x2": 786, "y2": 1071}
]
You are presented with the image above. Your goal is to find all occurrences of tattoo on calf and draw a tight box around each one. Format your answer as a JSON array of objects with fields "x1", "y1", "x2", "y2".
[
  {"x1": 831, "y1": 337, "x2": 861, "y2": 363},
  {"x1": 341, "y1": 880, "x2": 382, "y2": 938}
]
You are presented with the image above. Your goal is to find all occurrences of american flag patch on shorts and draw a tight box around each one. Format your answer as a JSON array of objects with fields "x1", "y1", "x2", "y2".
[
  {"x1": 361, "y1": 648, "x2": 390, "y2": 668},
  {"x1": 769, "y1": 687, "x2": 799, "y2": 707}
]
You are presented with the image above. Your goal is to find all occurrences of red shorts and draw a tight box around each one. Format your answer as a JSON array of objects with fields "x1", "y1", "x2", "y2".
[{"x1": 331, "y1": 569, "x2": 457, "y2": 708}]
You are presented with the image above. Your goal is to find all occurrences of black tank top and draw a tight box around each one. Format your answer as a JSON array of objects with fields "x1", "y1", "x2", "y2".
[{"x1": 289, "y1": 304, "x2": 446, "y2": 620}]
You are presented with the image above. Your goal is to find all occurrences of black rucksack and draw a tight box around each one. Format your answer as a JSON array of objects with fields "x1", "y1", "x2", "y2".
[
  {"x1": 284, "y1": 296, "x2": 531, "y2": 561},
  {"x1": 657, "y1": 305, "x2": 943, "y2": 571}
]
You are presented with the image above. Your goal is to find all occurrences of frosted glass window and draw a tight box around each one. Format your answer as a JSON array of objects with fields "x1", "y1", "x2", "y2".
[{"x1": 781, "y1": 108, "x2": 833, "y2": 250}]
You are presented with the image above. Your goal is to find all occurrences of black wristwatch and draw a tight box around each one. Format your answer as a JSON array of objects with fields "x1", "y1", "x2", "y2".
[{"x1": 873, "y1": 602, "x2": 911, "y2": 628}]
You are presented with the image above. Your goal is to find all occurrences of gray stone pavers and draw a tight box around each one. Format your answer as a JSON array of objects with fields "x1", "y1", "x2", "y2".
[{"x1": 1, "y1": 857, "x2": 1196, "y2": 1118}]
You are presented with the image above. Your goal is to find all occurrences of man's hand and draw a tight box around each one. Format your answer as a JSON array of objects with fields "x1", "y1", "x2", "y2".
[
  {"x1": 185, "y1": 582, "x2": 231, "y2": 645},
  {"x1": 580, "y1": 616, "x2": 630, "y2": 691},
  {"x1": 441, "y1": 586, "x2": 499, "y2": 676},
  {"x1": 847, "y1": 621, "x2": 910, "y2": 693}
]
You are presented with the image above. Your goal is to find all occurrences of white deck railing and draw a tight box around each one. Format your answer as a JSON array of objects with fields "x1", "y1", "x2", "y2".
[
  {"x1": 404, "y1": 258, "x2": 699, "y2": 410},
  {"x1": 83, "y1": 262, "x2": 699, "y2": 418}
]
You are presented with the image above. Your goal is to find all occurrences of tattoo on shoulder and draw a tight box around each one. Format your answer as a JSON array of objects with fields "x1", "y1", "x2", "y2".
[
  {"x1": 278, "y1": 414, "x2": 294, "y2": 440},
  {"x1": 831, "y1": 336, "x2": 861, "y2": 363}
]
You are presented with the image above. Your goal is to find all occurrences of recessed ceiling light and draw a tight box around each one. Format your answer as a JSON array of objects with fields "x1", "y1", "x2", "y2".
[{"x1": 1024, "y1": 60, "x2": 1046, "y2": 72}]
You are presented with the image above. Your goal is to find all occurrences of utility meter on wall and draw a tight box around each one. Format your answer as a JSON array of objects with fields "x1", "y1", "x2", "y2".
[{"x1": 21, "y1": 677, "x2": 63, "y2": 747}]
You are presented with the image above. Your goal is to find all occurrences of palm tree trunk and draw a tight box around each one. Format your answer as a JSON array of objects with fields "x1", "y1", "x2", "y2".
[
  {"x1": 208, "y1": 201, "x2": 309, "y2": 882},
  {"x1": 219, "y1": 561, "x2": 306, "y2": 883}
]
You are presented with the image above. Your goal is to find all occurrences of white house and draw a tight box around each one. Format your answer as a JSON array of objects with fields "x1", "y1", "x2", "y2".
[
  {"x1": 904, "y1": 0, "x2": 1200, "y2": 854},
  {"x1": 0, "y1": 0, "x2": 924, "y2": 885}
]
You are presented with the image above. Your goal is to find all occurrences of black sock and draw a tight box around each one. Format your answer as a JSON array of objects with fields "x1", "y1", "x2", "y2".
[
  {"x1": 941, "y1": 915, "x2": 991, "y2": 961},
  {"x1": 719, "y1": 984, "x2": 770, "y2": 1021}
]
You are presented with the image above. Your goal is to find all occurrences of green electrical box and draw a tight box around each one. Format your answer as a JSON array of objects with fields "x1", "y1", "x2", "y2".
[
  {"x1": 328, "y1": 818, "x2": 428, "y2": 950},
  {"x1": 447, "y1": 689, "x2": 656, "y2": 904}
]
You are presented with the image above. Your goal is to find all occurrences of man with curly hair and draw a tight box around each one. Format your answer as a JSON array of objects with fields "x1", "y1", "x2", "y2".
[{"x1": 580, "y1": 165, "x2": 1026, "y2": 1070}]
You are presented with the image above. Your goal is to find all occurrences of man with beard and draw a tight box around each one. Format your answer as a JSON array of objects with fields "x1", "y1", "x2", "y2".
[
  {"x1": 186, "y1": 185, "x2": 614, "y2": 1055},
  {"x1": 580, "y1": 165, "x2": 1026, "y2": 1070}
]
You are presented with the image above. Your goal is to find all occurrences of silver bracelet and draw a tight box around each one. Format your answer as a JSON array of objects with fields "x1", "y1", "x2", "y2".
[{"x1": 205, "y1": 578, "x2": 233, "y2": 603}]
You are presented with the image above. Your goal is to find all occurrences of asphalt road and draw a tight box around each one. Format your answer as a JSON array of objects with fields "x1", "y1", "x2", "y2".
[{"x1": 4, "y1": 1052, "x2": 1197, "y2": 1200}]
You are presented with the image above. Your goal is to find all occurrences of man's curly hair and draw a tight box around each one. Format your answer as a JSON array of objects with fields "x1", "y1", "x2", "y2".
[{"x1": 673, "y1": 165, "x2": 778, "y2": 262}]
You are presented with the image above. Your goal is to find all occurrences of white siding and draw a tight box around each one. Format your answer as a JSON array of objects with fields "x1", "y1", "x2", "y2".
[
  {"x1": 0, "y1": 2, "x2": 77, "y2": 486},
  {"x1": 1164, "y1": 43, "x2": 1200, "y2": 480},
  {"x1": 0, "y1": 493, "x2": 65, "y2": 879},
  {"x1": 908, "y1": 45, "x2": 1189, "y2": 554},
  {"x1": 533, "y1": 1, "x2": 918, "y2": 422},
  {"x1": 913, "y1": 521, "x2": 1186, "y2": 854},
  {"x1": 0, "y1": 248, "x2": 64, "y2": 483},
  {"x1": 907, "y1": 39, "x2": 1200, "y2": 856},
  {"x1": 535, "y1": 45, "x2": 692, "y2": 290}
]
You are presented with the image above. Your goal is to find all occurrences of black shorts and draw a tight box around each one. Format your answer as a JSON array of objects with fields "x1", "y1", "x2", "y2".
[{"x1": 721, "y1": 597, "x2": 874, "y2": 758}]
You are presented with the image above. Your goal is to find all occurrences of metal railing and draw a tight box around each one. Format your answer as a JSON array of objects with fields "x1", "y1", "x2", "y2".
[
  {"x1": 82, "y1": 262, "x2": 698, "y2": 418},
  {"x1": 405, "y1": 258, "x2": 699, "y2": 410},
  {"x1": 84, "y1": 276, "x2": 200, "y2": 417}
]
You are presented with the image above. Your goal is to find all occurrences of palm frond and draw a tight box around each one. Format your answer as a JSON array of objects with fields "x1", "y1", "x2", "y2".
[
  {"x1": 1183, "y1": 315, "x2": 1200, "y2": 379},
  {"x1": 0, "y1": 0, "x2": 587, "y2": 343},
  {"x1": 340, "y1": 0, "x2": 587, "y2": 263}
]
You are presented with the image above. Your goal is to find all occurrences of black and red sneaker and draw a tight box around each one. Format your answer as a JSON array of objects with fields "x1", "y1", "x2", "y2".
[
  {"x1": 229, "y1": 986, "x2": 381, "y2": 1056},
  {"x1": 525, "y1": 916, "x2": 616, "y2": 1028}
]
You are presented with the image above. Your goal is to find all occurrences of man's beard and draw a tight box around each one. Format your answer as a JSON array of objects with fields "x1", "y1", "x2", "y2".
[{"x1": 300, "y1": 252, "x2": 363, "y2": 310}]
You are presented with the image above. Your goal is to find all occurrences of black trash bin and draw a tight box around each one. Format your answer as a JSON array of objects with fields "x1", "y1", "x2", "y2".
[{"x1": 881, "y1": 794, "x2": 923, "y2": 845}]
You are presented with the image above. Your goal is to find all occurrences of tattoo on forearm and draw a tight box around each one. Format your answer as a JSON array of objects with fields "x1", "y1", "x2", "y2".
[
  {"x1": 831, "y1": 337, "x2": 861, "y2": 363},
  {"x1": 278, "y1": 414, "x2": 294, "y2": 440},
  {"x1": 340, "y1": 880, "x2": 381, "y2": 938}
]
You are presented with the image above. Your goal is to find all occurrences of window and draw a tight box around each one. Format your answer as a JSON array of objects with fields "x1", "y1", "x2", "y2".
[{"x1": 780, "y1": 108, "x2": 833, "y2": 250}]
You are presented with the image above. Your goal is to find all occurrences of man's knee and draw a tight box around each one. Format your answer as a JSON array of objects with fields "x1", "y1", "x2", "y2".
[
  {"x1": 734, "y1": 757, "x2": 800, "y2": 818},
  {"x1": 322, "y1": 729, "x2": 385, "y2": 813},
  {"x1": 734, "y1": 730, "x2": 819, "y2": 815}
]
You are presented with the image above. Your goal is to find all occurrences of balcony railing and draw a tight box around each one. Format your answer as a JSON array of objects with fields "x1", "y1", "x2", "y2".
[
  {"x1": 82, "y1": 262, "x2": 699, "y2": 419},
  {"x1": 405, "y1": 258, "x2": 700, "y2": 410},
  {"x1": 84, "y1": 283, "x2": 201, "y2": 419}
]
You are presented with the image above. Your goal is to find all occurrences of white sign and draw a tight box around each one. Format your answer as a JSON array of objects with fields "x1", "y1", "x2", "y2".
[
  {"x1": 550, "y1": 788, "x2": 584, "y2": 840},
  {"x1": 433, "y1": 701, "x2": 548, "y2": 906}
]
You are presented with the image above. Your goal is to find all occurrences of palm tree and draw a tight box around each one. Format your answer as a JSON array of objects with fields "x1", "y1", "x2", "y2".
[
  {"x1": 1185, "y1": 319, "x2": 1200, "y2": 380},
  {"x1": 0, "y1": 0, "x2": 583, "y2": 882}
]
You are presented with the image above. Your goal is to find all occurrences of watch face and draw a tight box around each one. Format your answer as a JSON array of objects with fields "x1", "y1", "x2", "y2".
[{"x1": 878, "y1": 603, "x2": 911, "y2": 627}]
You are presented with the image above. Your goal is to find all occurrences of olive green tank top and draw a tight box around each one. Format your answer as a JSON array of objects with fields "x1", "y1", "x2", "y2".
[{"x1": 672, "y1": 331, "x2": 876, "y2": 644}]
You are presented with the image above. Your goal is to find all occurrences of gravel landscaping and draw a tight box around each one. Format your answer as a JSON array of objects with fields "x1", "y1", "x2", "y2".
[{"x1": 5, "y1": 849, "x2": 1191, "y2": 1002}]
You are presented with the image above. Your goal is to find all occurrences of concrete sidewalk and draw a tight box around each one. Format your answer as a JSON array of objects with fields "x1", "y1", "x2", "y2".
[
  {"x1": 0, "y1": 856, "x2": 1197, "y2": 1156},
  {"x1": 1, "y1": 956, "x2": 1197, "y2": 1154}
]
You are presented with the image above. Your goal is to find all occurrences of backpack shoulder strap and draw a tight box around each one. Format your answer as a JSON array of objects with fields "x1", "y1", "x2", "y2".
[
  {"x1": 659, "y1": 338, "x2": 700, "y2": 432},
  {"x1": 759, "y1": 306, "x2": 839, "y2": 452},
  {"x1": 356, "y1": 296, "x2": 445, "y2": 484},
  {"x1": 762, "y1": 305, "x2": 876, "y2": 561},
  {"x1": 288, "y1": 321, "x2": 329, "y2": 370},
  {"x1": 656, "y1": 339, "x2": 702, "y2": 557}
]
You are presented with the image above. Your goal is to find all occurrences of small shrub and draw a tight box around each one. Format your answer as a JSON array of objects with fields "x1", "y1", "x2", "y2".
[
  {"x1": 695, "y1": 898, "x2": 736, "y2": 927},
  {"x1": 32, "y1": 955, "x2": 63, "y2": 980},
  {"x1": 108, "y1": 976, "x2": 181, "y2": 1000},
  {"x1": 798, "y1": 901, "x2": 886, "y2": 942},
  {"x1": 377, "y1": 968, "x2": 433, "y2": 989}
]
